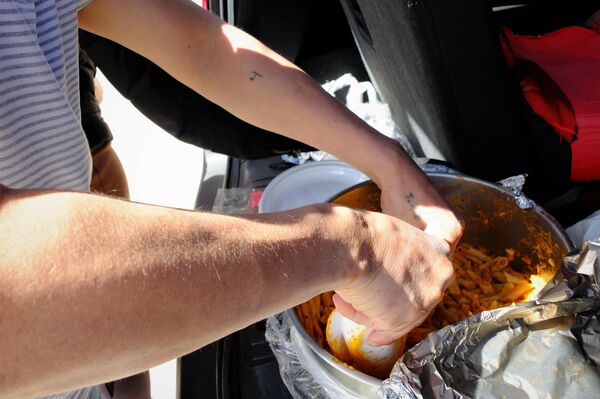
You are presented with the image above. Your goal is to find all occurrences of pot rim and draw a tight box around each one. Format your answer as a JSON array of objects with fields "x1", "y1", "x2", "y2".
[
  {"x1": 325, "y1": 173, "x2": 574, "y2": 252},
  {"x1": 287, "y1": 308, "x2": 383, "y2": 386},
  {"x1": 289, "y1": 172, "x2": 574, "y2": 385}
]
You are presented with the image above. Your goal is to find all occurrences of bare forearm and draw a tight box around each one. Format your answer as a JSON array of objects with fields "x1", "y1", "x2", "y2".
[
  {"x1": 79, "y1": 1, "x2": 463, "y2": 239},
  {"x1": 79, "y1": 0, "x2": 413, "y2": 183},
  {"x1": 195, "y1": 36, "x2": 416, "y2": 184},
  {"x1": 0, "y1": 188, "x2": 348, "y2": 397}
]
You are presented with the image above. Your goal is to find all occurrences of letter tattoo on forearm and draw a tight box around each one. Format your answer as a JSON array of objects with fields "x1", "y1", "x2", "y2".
[
  {"x1": 249, "y1": 70, "x2": 263, "y2": 81},
  {"x1": 405, "y1": 192, "x2": 422, "y2": 222}
]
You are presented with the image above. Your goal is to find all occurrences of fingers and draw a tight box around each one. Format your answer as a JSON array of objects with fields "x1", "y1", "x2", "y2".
[
  {"x1": 334, "y1": 291, "x2": 434, "y2": 347},
  {"x1": 421, "y1": 208, "x2": 463, "y2": 246},
  {"x1": 424, "y1": 220, "x2": 453, "y2": 246},
  {"x1": 332, "y1": 293, "x2": 373, "y2": 327},
  {"x1": 330, "y1": 206, "x2": 457, "y2": 350},
  {"x1": 334, "y1": 293, "x2": 413, "y2": 347},
  {"x1": 367, "y1": 329, "x2": 411, "y2": 346}
]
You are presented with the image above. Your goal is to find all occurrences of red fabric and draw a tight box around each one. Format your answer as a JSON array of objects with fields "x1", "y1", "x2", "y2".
[
  {"x1": 499, "y1": 32, "x2": 575, "y2": 141},
  {"x1": 247, "y1": 190, "x2": 262, "y2": 209},
  {"x1": 505, "y1": 27, "x2": 600, "y2": 182},
  {"x1": 499, "y1": 33, "x2": 516, "y2": 70},
  {"x1": 518, "y1": 62, "x2": 577, "y2": 143}
]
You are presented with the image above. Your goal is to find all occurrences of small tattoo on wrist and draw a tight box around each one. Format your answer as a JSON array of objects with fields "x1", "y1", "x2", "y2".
[
  {"x1": 405, "y1": 192, "x2": 422, "y2": 221},
  {"x1": 249, "y1": 71, "x2": 263, "y2": 81}
]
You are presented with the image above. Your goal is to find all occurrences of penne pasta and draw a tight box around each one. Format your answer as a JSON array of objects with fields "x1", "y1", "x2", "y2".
[
  {"x1": 403, "y1": 244, "x2": 547, "y2": 345},
  {"x1": 296, "y1": 243, "x2": 549, "y2": 362}
]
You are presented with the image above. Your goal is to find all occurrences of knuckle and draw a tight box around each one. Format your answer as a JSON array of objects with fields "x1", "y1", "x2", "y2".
[
  {"x1": 437, "y1": 239, "x2": 452, "y2": 257},
  {"x1": 414, "y1": 301, "x2": 434, "y2": 317},
  {"x1": 441, "y1": 260, "x2": 455, "y2": 278},
  {"x1": 438, "y1": 264, "x2": 455, "y2": 290},
  {"x1": 412, "y1": 288, "x2": 441, "y2": 315}
]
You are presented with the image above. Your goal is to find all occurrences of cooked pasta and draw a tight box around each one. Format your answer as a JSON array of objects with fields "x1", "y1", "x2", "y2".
[
  {"x1": 405, "y1": 244, "x2": 541, "y2": 347},
  {"x1": 295, "y1": 291, "x2": 336, "y2": 348},
  {"x1": 296, "y1": 244, "x2": 547, "y2": 357}
]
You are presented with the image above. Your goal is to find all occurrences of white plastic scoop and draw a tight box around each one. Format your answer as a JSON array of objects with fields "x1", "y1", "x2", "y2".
[{"x1": 325, "y1": 309, "x2": 406, "y2": 379}]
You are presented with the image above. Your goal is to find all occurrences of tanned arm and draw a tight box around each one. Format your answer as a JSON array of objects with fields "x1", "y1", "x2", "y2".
[
  {"x1": 0, "y1": 186, "x2": 452, "y2": 397},
  {"x1": 78, "y1": 0, "x2": 462, "y2": 245}
]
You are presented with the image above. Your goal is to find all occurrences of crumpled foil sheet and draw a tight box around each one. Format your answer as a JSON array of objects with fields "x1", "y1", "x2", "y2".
[
  {"x1": 380, "y1": 240, "x2": 600, "y2": 399},
  {"x1": 497, "y1": 175, "x2": 532, "y2": 209},
  {"x1": 265, "y1": 313, "x2": 330, "y2": 399},
  {"x1": 266, "y1": 167, "x2": 598, "y2": 399}
]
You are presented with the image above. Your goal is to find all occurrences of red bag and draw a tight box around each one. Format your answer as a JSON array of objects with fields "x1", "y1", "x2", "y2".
[{"x1": 505, "y1": 27, "x2": 600, "y2": 182}]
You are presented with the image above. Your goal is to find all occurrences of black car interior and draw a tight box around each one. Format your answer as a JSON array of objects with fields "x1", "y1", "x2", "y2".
[{"x1": 233, "y1": 0, "x2": 600, "y2": 227}]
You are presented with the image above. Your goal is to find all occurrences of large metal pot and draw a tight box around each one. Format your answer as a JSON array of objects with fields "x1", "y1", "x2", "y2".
[{"x1": 287, "y1": 173, "x2": 574, "y2": 397}]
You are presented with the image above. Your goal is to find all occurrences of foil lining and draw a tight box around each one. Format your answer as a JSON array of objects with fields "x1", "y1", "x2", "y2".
[
  {"x1": 497, "y1": 175, "x2": 531, "y2": 209},
  {"x1": 381, "y1": 240, "x2": 600, "y2": 399},
  {"x1": 266, "y1": 170, "x2": 595, "y2": 398},
  {"x1": 266, "y1": 313, "x2": 330, "y2": 399}
]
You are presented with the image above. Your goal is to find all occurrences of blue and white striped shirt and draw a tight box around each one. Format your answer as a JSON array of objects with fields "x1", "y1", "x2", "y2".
[
  {"x1": 0, "y1": 0, "x2": 94, "y2": 191},
  {"x1": 2, "y1": 1, "x2": 101, "y2": 397}
]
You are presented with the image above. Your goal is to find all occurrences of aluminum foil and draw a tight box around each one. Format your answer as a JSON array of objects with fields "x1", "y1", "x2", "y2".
[
  {"x1": 266, "y1": 313, "x2": 330, "y2": 399},
  {"x1": 381, "y1": 240, "x2": 600, "y2": 399},
  {"x1": 497, "y1": 174, "x2": 532, "y2": 209}
]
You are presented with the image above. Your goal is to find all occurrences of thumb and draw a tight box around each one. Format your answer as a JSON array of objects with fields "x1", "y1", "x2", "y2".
[
  {"x1": 424, "y1": 222, "x2": 448, "y2": 241},
  {"x1": 424, "y1": 217, "x2": 464, "y2": 251}
]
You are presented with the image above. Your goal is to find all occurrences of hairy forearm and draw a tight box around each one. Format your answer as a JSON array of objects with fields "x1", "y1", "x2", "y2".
[{"x1": 0, "y1": 187, "x2": 351, "y2": 397}]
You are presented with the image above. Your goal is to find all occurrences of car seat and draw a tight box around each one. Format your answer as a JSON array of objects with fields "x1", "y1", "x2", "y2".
[{"x1": 338, "y1": 0, "x2": 600, "y2": 224}]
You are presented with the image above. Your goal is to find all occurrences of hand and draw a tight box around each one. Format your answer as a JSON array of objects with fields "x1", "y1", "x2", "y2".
[
  {"x1": 330, "y1": 207, "x2": 455, "y2": 346},
  {"x1": 377, "y1": 166, "x2": 463, "y2": 248}
]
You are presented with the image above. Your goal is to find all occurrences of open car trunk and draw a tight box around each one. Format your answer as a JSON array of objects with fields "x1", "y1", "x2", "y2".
[{"x1": 180, "y1": 1, "x2": 600, "y2": 398}]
